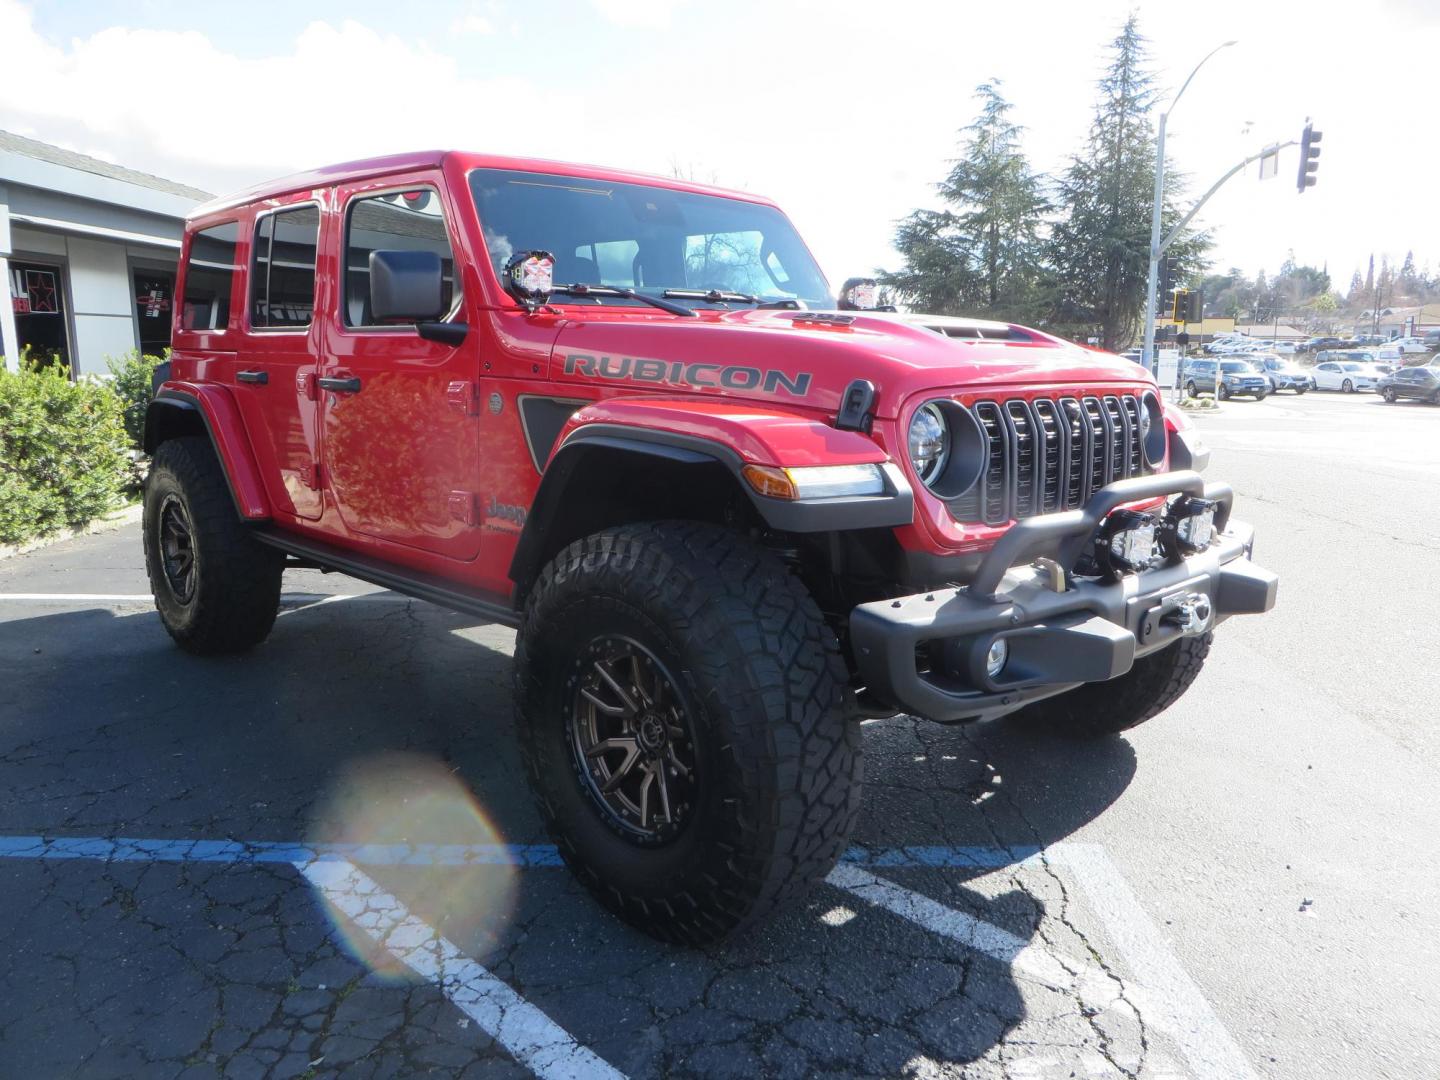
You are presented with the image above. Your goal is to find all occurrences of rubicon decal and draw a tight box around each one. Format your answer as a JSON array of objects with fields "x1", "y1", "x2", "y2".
[{"x1": 564, "y1": 353, "x2": 812, "y2": 397}]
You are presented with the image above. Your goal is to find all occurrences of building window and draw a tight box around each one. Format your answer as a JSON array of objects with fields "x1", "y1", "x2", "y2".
[
  {"x1": 133, "y1": 270, "x2": 175, "y2": 355},
  {"x1": 344, "y1": 189, "x2": 458, "y2": 327},
  {"x1": 250, "y1": 206, "x2": 319, "y2": 329},
  {"x1": 182, "y1": 221, "x2": 239, "y2": 330},
  {"x1": 8, "y1": 261, "x2": 70, "y2": 371}
]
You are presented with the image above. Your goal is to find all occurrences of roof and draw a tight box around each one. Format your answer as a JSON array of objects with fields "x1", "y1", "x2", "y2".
[
  {"x1": 0, "y1": 129, "x2": 212, "y2": 201},
  {"x1": 191, "y1": 150, "x2": 773, "y2": 220}
]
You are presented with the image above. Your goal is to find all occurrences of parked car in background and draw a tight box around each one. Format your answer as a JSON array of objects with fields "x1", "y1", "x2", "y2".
[
  {"x1": 1303, "y1": 336, "x2": 1346, "y2": 353},
  {"x1": 1315, "y1": 349, "x2": 1376, "y2": 366},
  {"x1": 1390, "y1": 336, "x2": 1431, "y2": 355},
  {"x1": 1313, "y1": 360, "x2": 1378, "y2": 392},
  {"x1": 1271, "y1": 341, "x2": 1299, "y2": 355},
  {"x1": 1377, "y1": 365, "x2": 1440, "y2": 403},
  {"x1": 1254, "y1": 356, "x2": 1314, "y2": 393},
  {"x1": 1185, "y1": 358, "x2": 1269, "y2": 399}
]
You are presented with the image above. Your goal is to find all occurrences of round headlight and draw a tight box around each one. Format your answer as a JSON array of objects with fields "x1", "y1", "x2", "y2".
[{"x1": 909, "y1": 403, "x2": 949, "y2": 486}]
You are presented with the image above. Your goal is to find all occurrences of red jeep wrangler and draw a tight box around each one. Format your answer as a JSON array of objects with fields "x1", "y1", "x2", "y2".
[{"x1": 142, "y1": 152, "x2": 1277, "y2": 943}]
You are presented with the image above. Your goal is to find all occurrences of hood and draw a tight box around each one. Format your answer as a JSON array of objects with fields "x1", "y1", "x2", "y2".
[{"x1": 549, "y1": 308, "x2": 1155, "y2": 419}]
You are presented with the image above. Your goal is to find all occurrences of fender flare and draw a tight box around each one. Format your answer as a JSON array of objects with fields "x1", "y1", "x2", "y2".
[
  {"x1": 144, "y1": 385, "x2": 271, "y2": 519},
  {"x1": 507, "y1": 423, "x2": 913, "y2": 595}
]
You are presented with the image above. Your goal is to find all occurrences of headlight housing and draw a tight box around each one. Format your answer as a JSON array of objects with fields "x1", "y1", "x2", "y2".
[
  {"x1": 908, "y1": 403, "x2": 949, "y2": 486},
  {"x1": 741, "y1": 463, "x2": 886, "y2": 500}
]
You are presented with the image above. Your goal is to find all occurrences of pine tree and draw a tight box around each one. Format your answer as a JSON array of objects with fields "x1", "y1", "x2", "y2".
[
  {"x1": 1046, "y1": 15, "x2": 1209, "y2": 349},
  {"x1": 1348, "y1": 269, "x2": 1364, "y2": 301},
  {"x1": 882, "y1": 81, "x2": 1047, "y2": 319}
]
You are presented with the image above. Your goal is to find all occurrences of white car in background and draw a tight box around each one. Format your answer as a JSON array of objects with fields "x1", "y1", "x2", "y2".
[
  {"x1": 1391, "y1": 336, "x2": 1431, "y2": 355},
  {"x1": 1312, "y1": 360, "x2": 1378, "y2": 392}
]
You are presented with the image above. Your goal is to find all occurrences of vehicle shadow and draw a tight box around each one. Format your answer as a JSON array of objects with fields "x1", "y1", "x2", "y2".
[{"x1": 0, "y1": 597, "x2": 1140, "y2": 1078}]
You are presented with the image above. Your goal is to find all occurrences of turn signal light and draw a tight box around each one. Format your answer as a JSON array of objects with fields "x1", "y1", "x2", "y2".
[{"x1": 741, "y1": 465, "x2": 798, "y2": 500}]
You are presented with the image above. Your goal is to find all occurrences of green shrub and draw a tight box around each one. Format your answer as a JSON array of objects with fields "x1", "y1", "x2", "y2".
[
  {"x1": 106, "y1": 349, "x2": 167, "y2": 450},
  {"x1": 0, "y1": 360, "x2": 129, "y2": 545}
]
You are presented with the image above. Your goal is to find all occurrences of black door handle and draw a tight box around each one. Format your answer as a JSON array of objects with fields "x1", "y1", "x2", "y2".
[
  {"x1": 236, "y1": 369, "x2": 268, "y2": 385},
  {"x1": 317, "y1": 376, "x2": 362, "y2": 393}
]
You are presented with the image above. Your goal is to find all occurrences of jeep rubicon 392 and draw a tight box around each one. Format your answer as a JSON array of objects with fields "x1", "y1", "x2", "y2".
[{"x1": 143, "y1": 152, "x2": 1278, "y2": 944}]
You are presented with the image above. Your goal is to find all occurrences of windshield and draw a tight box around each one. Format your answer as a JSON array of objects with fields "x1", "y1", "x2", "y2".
[
  {"x1": 469, "y1": 169, "x2": 833, "y2": 309},
  {"x1": 1221, "y1": 361, "x2": 1255, "y2": 373}
]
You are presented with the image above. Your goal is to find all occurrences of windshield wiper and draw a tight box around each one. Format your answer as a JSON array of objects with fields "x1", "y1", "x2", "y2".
[
  {"x1": 550, "y1": 283, "x2": 697, "y2": 318},
  {"x1": 662, "y1": 288, "x2": 760, "y2": 305},
  {"x1": 661, "y1": 289, "x2": 810, "y2": 311}
]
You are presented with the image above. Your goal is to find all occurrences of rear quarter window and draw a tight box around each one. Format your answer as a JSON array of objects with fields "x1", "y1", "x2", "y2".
[{"x1": 182, "y1": 222, "x2": 239, "y2": 330}]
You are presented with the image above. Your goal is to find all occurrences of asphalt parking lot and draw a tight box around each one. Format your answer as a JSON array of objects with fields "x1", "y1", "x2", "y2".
[{"x1": 2, "y1": 389, "x2": 1437, "y2": 1080}]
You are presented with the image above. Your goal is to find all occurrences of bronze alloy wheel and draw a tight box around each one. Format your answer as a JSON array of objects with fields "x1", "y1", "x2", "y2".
[
  {"x1": 157, "y1": 494, "x2": 198, "y2": 603},
  {"x1": 567, "y1": 635, "x2": 698, "y2": 844}
]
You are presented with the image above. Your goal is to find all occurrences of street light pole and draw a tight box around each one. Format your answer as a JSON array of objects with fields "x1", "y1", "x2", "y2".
[{"x1": 1142, "y1": 40, "x2": 1238, "y2": 377}]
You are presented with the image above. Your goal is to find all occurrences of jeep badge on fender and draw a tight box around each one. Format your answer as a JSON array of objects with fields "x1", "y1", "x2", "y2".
[{"x1": 141, "y1": 151, "x2": 1277, "y2": 945}]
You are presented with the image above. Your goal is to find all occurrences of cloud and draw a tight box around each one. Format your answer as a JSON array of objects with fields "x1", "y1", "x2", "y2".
[
  {"x1": 452, "y1": 14, "x2": 496, "y2": 35},
  {"x1": 588, "y1": 0, "x2": 689, "y2": 28},
  {"x1": 0, "y1": 0, "x2": 573, "y2": 198}
]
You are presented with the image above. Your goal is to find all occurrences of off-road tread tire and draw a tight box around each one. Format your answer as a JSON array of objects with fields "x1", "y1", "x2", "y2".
[
  {"x1": 1012, "y1": 631, "x2": 1212, "y2": 738},
  {"x1": 514, "y1": 521, "x2": 860, "y2": 945},
  {"x1": 143, "y1": 437, "x2": 283, "y2": 655}
]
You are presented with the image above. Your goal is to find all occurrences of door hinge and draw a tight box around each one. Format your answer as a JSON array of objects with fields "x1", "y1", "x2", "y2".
[
  {"x1": 447, "y1": 490, "x2": 480, "y2": 526},
  {"x1": 300, "y1": 462, "x2": 322, "y2": 490},
  {"x1": 446, "y1": 380, "x2": 480, "y2": 416}
]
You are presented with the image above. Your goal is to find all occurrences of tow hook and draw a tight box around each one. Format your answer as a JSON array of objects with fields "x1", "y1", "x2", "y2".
[{"x1": 1161, "y1": 593, "x2": 1213, "y2": 636}]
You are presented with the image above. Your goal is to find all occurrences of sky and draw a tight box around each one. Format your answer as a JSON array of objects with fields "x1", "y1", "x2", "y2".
[{"x1": 2, "y1": 0, "x2": 1437, "y2": 295}]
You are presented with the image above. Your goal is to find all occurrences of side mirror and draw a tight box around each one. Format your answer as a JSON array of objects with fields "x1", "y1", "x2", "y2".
[{"x1": 369, "y1": 250, "x2": 445, "y2": 322}]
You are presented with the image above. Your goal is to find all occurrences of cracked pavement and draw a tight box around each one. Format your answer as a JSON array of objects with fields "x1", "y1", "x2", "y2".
[{"x1": 2, "y1": 391, "x2": 1438, "y2": 1078}]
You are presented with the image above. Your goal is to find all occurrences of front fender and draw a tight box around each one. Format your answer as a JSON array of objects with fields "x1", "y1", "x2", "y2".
[
  {"x1": 550, "y1": 396, "x2": 892, "y2": 470},
  {"x1": 508, "y1": 396, "x2": 914, "y2": 599},
  {"x1": 145, "y1": 383, "x2": 271, "y2": 519}
]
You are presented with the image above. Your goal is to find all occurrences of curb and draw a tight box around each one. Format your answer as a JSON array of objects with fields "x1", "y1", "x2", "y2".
[{"x1": 0, "y1": 502, "x2": 144, "y2": 562}]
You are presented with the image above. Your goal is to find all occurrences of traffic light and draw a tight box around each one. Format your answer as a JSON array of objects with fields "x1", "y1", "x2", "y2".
[
  {"x1": 1171, "y1": 290, "x2": 1187, "y2": 323},
  {"x1": 1297, "y1": 123, "x2": 1322, "y2": 193},
  {"x1": 1184, "y1": 290, "x2": 1203, "y2": 323}
]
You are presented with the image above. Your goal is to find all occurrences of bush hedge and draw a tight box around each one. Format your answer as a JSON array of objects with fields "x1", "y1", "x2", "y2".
[
  {"x1": 107, "y1": 350, "x2": 166, "y2": 450},
  {"x1": 0, "y1": 360, "x2": 130, "y2": 546}
]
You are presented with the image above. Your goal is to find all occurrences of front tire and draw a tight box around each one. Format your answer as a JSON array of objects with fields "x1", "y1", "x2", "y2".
[
  {"x1": 1218, "y1": 384, "x2": 1231, "y2": 400},
  {"x1": 1011, "y1": 632, "x2": 1212, "y2": 737},
  {"x1": 514, "y1": 522, "x2": 860, "y2": 944},
  {"x1": 1384, "y1": 387, "x2": 1398, "y2": 403},
  {"x1": 1342, "y1": 379, "x2": 1354, "y2": 393},
  {"x1": 143, "y1": 437, "x2": 283, "y2": 655}
]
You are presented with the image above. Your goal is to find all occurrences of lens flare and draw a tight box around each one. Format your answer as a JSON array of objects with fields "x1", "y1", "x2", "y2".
[{"x1": 305, "y1": 753, "x2": 517, "y2": 980}]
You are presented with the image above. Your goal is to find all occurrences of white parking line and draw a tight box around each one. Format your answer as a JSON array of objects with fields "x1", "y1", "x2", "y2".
[
  {"x1": 1058, "y1": 844, "x2": 1258, "y2": 1080},
  {"x1": 0, "y1": 593, "x2": 153, "y2": 601},
  {"x1": 831, "y1": 851, "x2": 1258, "y2": 1080},
  {"x1": 298, "y1": 858, "x2": 625, "y2": 1080}
]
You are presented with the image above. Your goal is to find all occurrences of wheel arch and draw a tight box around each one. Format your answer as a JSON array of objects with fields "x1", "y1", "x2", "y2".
[
  {"x1": 144, "y1": 385, "x2": 271, "y2": 519},
  {"x1": 508, "y1": 423, "x2": 914, "y2": 607}
]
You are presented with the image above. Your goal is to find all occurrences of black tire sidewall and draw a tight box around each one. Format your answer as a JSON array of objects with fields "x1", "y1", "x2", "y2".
[
  {"x1": 523, "y1": 591, "x2": 731, "y2": 897},
  {"x1": 144, "y1": 454, "x2": 203, "y2": 634}
]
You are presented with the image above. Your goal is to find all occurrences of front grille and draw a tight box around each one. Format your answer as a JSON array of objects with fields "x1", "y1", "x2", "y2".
[{"x1": 950, "y1": 393, "x2": 1149, "y2": 526}]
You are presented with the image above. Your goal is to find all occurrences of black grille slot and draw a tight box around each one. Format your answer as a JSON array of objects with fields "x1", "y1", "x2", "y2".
[{"x1": 956, "y1": 393, "x2": 1147, "y2": 525}]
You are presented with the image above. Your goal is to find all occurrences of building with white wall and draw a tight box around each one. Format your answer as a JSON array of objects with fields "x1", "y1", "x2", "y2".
[{"x1": 1, "y1": 131, "x2": 210, "y2": 376}]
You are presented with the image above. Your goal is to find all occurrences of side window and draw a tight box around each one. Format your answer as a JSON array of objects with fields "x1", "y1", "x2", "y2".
[
  {"x1": 251, "y1": 206, "x2": 319, "y2": 329},
  {"x1": 182, "y1": 222, "x2": 239, "y2": 330},
  {"x1": 344, "y1": 188, "x2": 458, "y2": 327}
]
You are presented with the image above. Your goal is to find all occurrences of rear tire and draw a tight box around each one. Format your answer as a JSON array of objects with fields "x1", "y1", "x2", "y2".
[
  {"x1": 143, "y1": 437, "x2": 283, "y2": 655},
  {"x1": 1011, "y1": 632, "x2": 1212, "y2": 738},
  {"x1": 514, "y1": 522, "x2": 861, "y2": 944}
]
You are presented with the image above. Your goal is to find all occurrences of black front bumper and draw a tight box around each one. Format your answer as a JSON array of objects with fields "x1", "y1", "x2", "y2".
[{"x1": 850, "y1": 471, "x2": 1278, "y2": 723}]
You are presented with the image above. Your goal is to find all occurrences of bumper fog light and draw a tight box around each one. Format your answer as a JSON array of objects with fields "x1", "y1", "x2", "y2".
[
  {"x1": 1167, "y1": 496, "x2": 1218, "y2": 555},
  {"x1": 986, "y1": 638, "x2": 1009, "y2": 679},
  {"x1": 1094, "y1": 509, "x2": 1161, "y2": 577}
]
